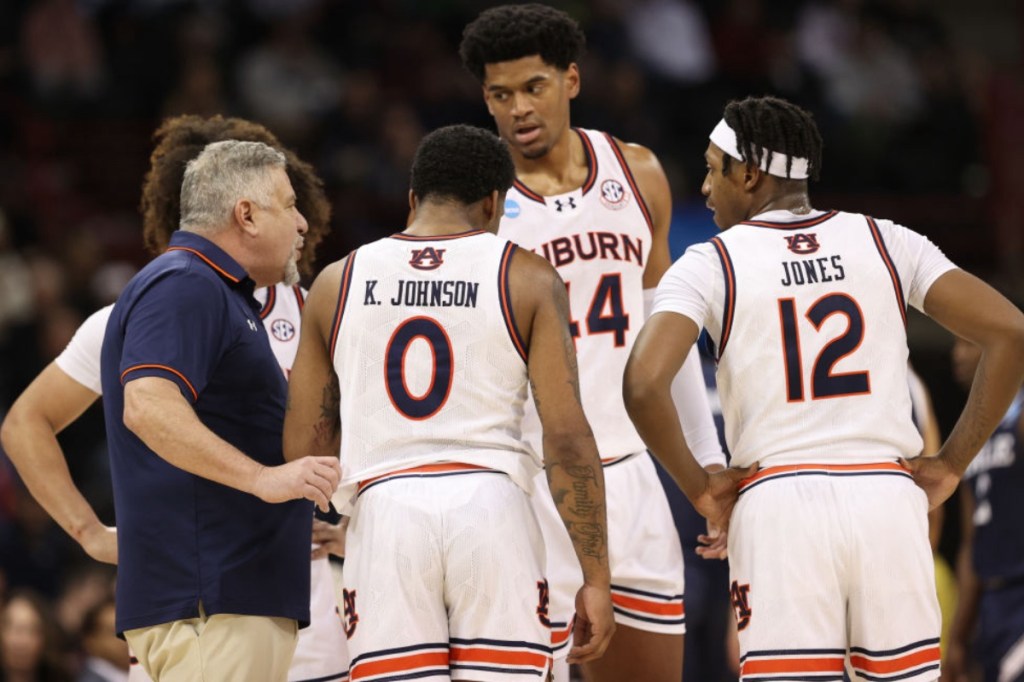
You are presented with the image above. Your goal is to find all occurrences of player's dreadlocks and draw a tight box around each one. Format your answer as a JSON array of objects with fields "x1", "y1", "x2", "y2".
[
  {"x1": 459, "y1": 3, "x2": 586, "y2": 82},
  {"x1": 723, "y1": 96, "x2": 823, "y2": 181},
  {"x1": 140, "y1": 115, "x2": 331, "y2": 276}
]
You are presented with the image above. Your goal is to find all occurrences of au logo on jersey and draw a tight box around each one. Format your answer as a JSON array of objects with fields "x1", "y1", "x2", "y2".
[
  {"x1": 730, "y1": 581, "x2": 752, "y2": 631},
  {"x1": 342, "y1": 588, "x2": 359, "y2": 639},
  {"x1": 409, "y1": 247, "x2": 446, "y2": 271},
  {"x1": 270, "y1": 318, "x2": 295, "y2": 342},
  {"x1": 536, "y1": 579, "x2": 551, "y2": 627},
  {"x1": 785, "y1": 233, "x2": 820, "y2": 254},
  {"x1": 600, "y1": 179, "x2": 631, "y2": 210}
]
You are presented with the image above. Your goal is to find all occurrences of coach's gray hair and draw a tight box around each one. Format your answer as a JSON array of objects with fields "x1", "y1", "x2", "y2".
[{"x1": 179, "y1": 140, "x2": 287, "y2": 232}]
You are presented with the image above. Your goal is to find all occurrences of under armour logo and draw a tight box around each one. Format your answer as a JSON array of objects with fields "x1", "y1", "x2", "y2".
[
  {"x1": 554, "y1": 197, "x2": 577, "y2": 212},
  {"x1": 247, "y1": 319, "x2": 258, "y2": 332}
]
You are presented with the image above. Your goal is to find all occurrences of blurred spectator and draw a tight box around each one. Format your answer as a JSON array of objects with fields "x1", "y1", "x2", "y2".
[
  {"x1": 624, "y1": 0, "x2": 716, "y2": 84},
  {"x1": 20, "y1": 0, "x2": 106, "y2": 109},
  {"x1": 74, "y1": 598, "x2": 126, "y2": 682},
  {"x1": 0, "y1": 589, "x2": 72, "y2": 682}
]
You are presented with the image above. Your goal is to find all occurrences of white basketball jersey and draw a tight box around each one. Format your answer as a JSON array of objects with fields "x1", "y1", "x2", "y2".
[
  {"x1": 500, "y1": 128, "x2": 649, "y2": 461},
  {"x1": 254, "y1": 284, "x2": 305, "y2": 380},
  {"x1": 331, "y1": 231, "x2": 541, "y2": 511},
  {"x1": 691, "y1": 210, "x2": 935, "y2": 467}
]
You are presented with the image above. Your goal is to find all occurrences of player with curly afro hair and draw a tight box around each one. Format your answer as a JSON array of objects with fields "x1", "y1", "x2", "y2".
[
  {"x1": 460, "y1": 6, "x2": 725, "y2": 682},
  {"x1": 140, "y1": 114, "x2": 331, "y2": 277}
]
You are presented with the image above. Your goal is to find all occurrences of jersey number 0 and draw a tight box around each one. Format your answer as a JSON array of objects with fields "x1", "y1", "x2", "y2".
[{"x1": 385, "y1": 316, "x2": 453, "y2": 420}]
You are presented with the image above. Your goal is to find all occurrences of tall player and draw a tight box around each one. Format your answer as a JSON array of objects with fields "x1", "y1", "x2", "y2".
[
  {"x1": 625, "y1": 95, "x2": 1024, "y2": 682},
  {"x1": 0, "y1": 115, "x2": 351, "y2": 682},
  {"x1": 459, "y1": 6, "x2": 725, "y2": 681},
  {"x1": 283, "y1": 124, "x2": 614, "y2": 682},
  {"x1": 946, "y1": 333, "x2": 1024, "y2": 682}
]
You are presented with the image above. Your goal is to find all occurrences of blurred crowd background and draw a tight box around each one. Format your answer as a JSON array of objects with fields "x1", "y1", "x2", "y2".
[{"x1": 0, "y1": 0, "x2": 1020, "y2": 678}]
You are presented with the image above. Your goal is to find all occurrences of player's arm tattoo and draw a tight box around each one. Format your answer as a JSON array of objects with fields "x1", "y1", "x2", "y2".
[
  {"x1": 312, "y1": 374, "x2": 341, "y2": 449},
  {"x1": 548, "y1": 458, "x2": 608, "y2": 561}
]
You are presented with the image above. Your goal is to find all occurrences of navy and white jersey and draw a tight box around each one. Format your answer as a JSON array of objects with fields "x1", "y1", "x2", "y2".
[
  {"x1": 500, "y1": 128, "x2": 651, "y2": 461},
  {"x1": 964, "y1": 390, "x2": 1024, "y2": 583},
  {"x1": 329, "y1": 230, "x2": 541, "y2": 512},
  {"x1": 654, "y1": 209, "x2": 956, "y2": 468}
]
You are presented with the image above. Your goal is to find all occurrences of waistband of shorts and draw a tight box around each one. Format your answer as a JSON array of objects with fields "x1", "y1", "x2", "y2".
[
  {"x1": 356, "y1": 463, "x2": 501, "y2": 497},
  {"x1": 738, "y1": 461, "x2": 912, "y2": 495},
  {"x1": 600, "y1": 452, "x2": 639, "y2": 468}
]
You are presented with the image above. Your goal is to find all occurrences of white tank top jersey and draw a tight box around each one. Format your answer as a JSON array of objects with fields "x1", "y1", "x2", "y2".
[
  {"x1": 54, "y1": 284, "x2": 304, "y2": 392},
  {"x1": 499, "y1": 128, "x2": 650, "y2": 461},
  {"x1": 653, "y1": 209, "x2": 957, "y2": 469},
  {"x1": 330, "y1": 230, "x2": 542, "y2": 512}
]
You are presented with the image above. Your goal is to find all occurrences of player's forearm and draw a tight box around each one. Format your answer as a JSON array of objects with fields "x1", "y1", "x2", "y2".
[
  {"x1": 941, "y1": 338, "x2": 1024, "y2": 474},
  {"x1": 124, "y1": 380, "x2": 264, "y2": 494},
  {"x1": 624, "y1": 368, "x2": 709, "y2": 503},
  {"x1": 949, "y1": 544, "x2": 980, "y2": 645},
  {"x1": 544, "y1": 433, "x2": 611, "y2": 588},
  {"x1": 671, "y1": 347, "x2": 726, "y2": 469},
  {"x1": 0, "y1": 412, "x2": 105, "y2": 543}
]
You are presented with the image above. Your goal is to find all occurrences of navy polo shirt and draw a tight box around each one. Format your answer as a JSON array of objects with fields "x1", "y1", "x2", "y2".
[{"x1": 100, "y1": 231, "x2": 311, "y2": 635}]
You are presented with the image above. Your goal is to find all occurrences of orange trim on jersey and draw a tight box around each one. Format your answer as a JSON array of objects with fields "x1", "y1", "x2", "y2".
[
  {"x1": 165, "y1": 246, "x2": 241, "y2": 283},
  {"x1": 849, "y1": 647, "x2": 941, "y2": 675},
  {"x1": 390, "y1": 229, "x2": 487, "y2": 241},
  {"x1": 292, "y1": 284, "x2": 305, "y2": 311},
  {"x1": 865, "y1": 216, "x2": 908, "y2": 327},
  {"x1": 259, "y1": 285, "x2": 276, "y2": 319},
  {"x1": 357, "y1": 463, "x2": 492, "y2": 493},
  {"x1": 576, "y1": 128, "x2": 599, "y2": 195},
  {"x1": 739, "y1": 462, "x2": 910, "y2": 492},
  {"x1": 350, "y1": 651, "x2": 449, "y2": 679},
  {"x1": 710, "y1": 237, "x2": 736, "y2": 360},
  {"x1": 328, "y1": 252, "x2": 357, "y2": 360},
  {"x1": 512, "y1": 179, "x2": 547, "y2": 205},
  {"x1": 450, "y1": 646, "x2": 550, "y2": 668},
  {"x1": 741, "y1": 656, "x2": 845, "y2": 675},
  {"x1": 499, "y1": 243, "x2": 528, "y2": 362},
  {"x1": 741, "y1": 210, "x2": 838, "y2": 229},
  {"x1": 604, "y1": 133, "x2": 654, "y2": 234},
  {"x1": 611, "y1": 593, "x2": 684, "y2": 617},
  {"x1": 120, "y1": 364, "x2": 198, "y2": 402}
]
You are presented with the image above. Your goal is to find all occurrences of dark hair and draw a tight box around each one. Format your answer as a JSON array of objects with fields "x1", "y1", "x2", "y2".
[
  {"x1": 722, "y1": 96, "x2": 823, "y2": 181},
  {"x1": 1, "y1": 589, "x2": 72, "y2": 682},
  {"x1": 459, "y1": 3, "x2": 586, "y2": 81},
  {"x1": 139, "y1": 115, "x2": 331, "y2": 276},
  {"x1": 410, "y1": 125, "x2": 515, "y2": 205}
]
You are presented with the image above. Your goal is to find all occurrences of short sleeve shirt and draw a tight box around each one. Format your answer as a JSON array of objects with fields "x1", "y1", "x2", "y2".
[{"x1": 100, "y1": 231, "x2": 311, "y2": 634}]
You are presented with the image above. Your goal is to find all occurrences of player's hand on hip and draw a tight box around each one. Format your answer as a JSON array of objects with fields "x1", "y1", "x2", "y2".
[
  {"x1": 900, "y1": 455, "x2": 959, "y2": 510},
  {"x1": 693, "y1": 464, "x2": 757, "y2": 533},
  {"x1": 696, "y1": 520, "x2": 728, "y2": 560},
  {"x1": 567, "y1": 584, "x2": 615, "y2": 664},
  {"x1": 80, "y1": 523, "x2": 118, "y2": 565},
  {"x1": 253, "y1": 456, "x2": 342, "y2": 512},
  {"x1": 311, "y1": 517, "x2": 348, "y2": 560}
]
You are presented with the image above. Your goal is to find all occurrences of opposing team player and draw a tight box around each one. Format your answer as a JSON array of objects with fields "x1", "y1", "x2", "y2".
[
  {"x1": 946, "y1": 333, "x2": 1024, "y2": 682},
  {"x1": 460, "y1": 6, "x2": 724, "y2": 681},
  {"x1": 0, "y1": 115, "x2": 351, "y2": 682},
  {"x1": 624, "y1": 95, "x2": 1024, "y2": 682},
  {"x1": 283, "y1": 124, "x2": 614, "y2": 682}
]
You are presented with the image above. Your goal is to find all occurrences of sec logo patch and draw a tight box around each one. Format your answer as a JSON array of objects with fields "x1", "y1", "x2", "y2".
[
  {"x1": 600, "y1": 179, "x2": 630, "y2": 210},
  {"x1": 270, "y1": 319, "x2": 296, "y2": 342}
]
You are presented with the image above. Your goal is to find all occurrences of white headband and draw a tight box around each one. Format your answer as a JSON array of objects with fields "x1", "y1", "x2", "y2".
[{"x1": 709, "y1": 119, "x2": 810, "y2": 180}]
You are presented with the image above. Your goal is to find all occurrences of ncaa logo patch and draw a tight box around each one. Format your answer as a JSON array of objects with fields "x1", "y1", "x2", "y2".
[
  {"x1": 504, "y1": 198, "x2": 521, "y2": 219},
  {"x1": 600, "y1": 179, "x2": 630, "y2": 210},
  {"x1": 270, "y1": 318, "x2": 296, "y2": 342}
]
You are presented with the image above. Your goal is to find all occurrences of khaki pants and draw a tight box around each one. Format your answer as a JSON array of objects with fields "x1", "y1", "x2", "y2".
[{"x1": 125, "y1": 604, "x2": 298, "y2": 682}]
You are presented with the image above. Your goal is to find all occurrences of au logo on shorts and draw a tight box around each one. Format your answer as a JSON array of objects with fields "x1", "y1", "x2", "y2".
[
  {"x1": 342, "y1": 588, "x2": 359, "y2": 639},
  {"x1": 270, "y1": 319, "x2": 295, "y2": 342},
  {"x1": 536, "y1": 579, "x2": 551, "y2": 627},
  {"x1": 600, "y1": 179, "x2": 630, "y2": 210},
  {"x1": 730, "y1": 581, "x2": 752, "y2": 631}
]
